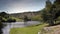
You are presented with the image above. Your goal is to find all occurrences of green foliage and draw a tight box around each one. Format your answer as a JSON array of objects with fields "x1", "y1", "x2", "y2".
[
  {"x1": 41, "y1": 0, "x2": 60, "y2": 26},
  {"x1": 24, "y1": 16, "x2": 28, "y2": 22},
  {"x1": 10, "y1": 17, "x2": 23, "y2": 22},
  {"x1": 0, "y1": 12, "x2": 17, "y2": 22},
  {"x1": 31, "y1": 15, "x2": 42, "y2": 21}
]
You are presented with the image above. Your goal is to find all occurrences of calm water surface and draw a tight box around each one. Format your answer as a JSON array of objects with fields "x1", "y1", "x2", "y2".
[{"x1": 2, "y1": 21, "x2": 40, "y2": 34}]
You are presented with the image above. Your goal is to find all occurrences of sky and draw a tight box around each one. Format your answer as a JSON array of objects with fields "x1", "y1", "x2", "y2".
[{"x1": 0, "y1": 0, "x2": 55, "y2": 14}]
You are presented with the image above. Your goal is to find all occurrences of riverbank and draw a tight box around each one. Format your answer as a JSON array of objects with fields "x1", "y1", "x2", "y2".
[
  {"x1": 10, "y1": 23, "x2": 48, "y2": 34},
  {"x1": 3, "y1": 21, "x2": 41, "y2": 34}
]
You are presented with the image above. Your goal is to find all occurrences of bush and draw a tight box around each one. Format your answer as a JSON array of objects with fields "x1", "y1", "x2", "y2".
[
  {"x1": 31, "y1": 15, "x2": 42, "y2": 21},
  {"x1": 7, "y1": 18, "x2": 16, "y2": 22}
]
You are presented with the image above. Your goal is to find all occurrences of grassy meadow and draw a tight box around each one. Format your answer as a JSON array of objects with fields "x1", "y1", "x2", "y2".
[{"x1": 10, "y1": 23, "x2": 48, "y2": 34}]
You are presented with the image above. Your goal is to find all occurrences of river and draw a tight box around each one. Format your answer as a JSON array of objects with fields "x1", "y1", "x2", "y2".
[{"x1": 2, "y1": 21, "x2": 40, "y2": 34}]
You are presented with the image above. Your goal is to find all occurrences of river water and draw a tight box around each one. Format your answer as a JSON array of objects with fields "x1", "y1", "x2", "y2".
[{"x1": 2, "y1": 21, "x2": 40, "y2": 34}]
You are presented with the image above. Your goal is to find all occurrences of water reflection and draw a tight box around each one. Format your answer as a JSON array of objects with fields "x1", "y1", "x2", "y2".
[{"x1": 2, "y1": 21, "x2": 40, "y2": 34}]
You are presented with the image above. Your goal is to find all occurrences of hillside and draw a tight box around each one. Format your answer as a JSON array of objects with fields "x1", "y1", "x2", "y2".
[
  {"x1": 9, "y1": 11, "x2": 42, "y2": 21},
  {"x1": 10, "y1": 11, "x2": 41, "y2": 18}
]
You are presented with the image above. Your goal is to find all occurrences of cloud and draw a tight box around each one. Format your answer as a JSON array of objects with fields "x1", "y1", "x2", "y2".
[{"x1": 0, "y1": 0, "x2": 46, "y2": 14}]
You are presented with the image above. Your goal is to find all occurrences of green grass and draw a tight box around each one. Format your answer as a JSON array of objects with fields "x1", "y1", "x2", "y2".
[{"x1": 10, "y1": 23, "x2": 48, "y2": 34}]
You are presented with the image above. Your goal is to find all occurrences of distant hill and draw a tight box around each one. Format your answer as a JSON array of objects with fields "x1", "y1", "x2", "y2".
[{"x1": 9, "y1": 11, "x2": 42, "y2": 19}]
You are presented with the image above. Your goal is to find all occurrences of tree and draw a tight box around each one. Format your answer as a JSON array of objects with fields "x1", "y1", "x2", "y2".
[
  {"x1": 42, "y1": 1, "x2": 57, "y2": 26},
  {"x1": 0, "y1": 12, "x2": 7, "y2": 34},
  {"x1": 24, "y1": 15, "x2": 28, "y2": 25},
  {"x1": 24, "y1": 15, "x2": 28, "y2": 22},
  {"x1": 41, "y1": 9, "x2": 48, "y2": 22}
]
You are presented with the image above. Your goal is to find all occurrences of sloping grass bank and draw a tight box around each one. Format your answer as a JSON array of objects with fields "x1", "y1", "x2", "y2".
[{"x1": 10, "y1": 23, "x2": 47, "y2": 34}]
